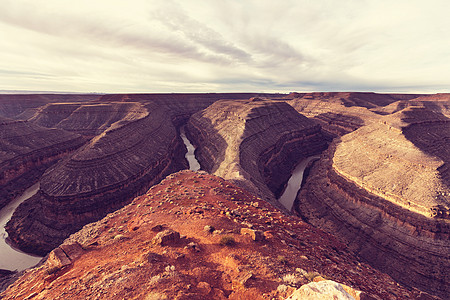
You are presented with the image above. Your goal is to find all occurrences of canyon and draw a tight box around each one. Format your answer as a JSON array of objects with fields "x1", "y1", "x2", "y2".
[{"x1": 0, "y1": 92, "x2": 448, "y2": 299}]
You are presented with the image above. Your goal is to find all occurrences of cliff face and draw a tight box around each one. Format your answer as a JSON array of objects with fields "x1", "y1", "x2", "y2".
[
  {"x1": 295, "y1": 104, "x2": 450, "y2": 298},
  {"x1": 186, "y1": 98, "x2": 328, "y2": 209},
  {"x1": 1, "y1": 171, "x2": 429, "y2": 300},
  {"x1": 6, "y1": 103, "x2": 188, "y2": 256},
  {"x1": 0, "y1": 117, "x2": 86, "y2": 209}
]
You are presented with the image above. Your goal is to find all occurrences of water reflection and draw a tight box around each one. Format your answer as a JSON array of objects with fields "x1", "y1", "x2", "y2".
[
  {"x1": 0, "y1": 184, "x2": 42, "y2": 270},
  {"x1": 180, "y1": 127, "x2": 200, "y2": 171},
  {"x1": 278, "y1": 156, "x2": 320, "y2": 211}
]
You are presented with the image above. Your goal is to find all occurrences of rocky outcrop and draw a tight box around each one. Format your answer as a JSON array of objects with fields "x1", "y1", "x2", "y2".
[
  {"x1": 6, "y1": 102, "x2": 188, "y2": 256},
  {"x1": 1, "y1": 171, "x2": 427, "y2": 299},
  {"x1": 0, "y1": 117, "x2": 86, "y2": 209},
  {"x1": 295, "y1": 105, "x2": 450, "y2": 298},
  {"x1": 186, "y1": 98, "x2": 328, "y2": 209}
]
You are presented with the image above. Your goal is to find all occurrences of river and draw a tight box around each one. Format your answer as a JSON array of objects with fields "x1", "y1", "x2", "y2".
[
  {"x1": 278, "y1": 156, "x2": 320, "y2": 211},
  {"x1": 180, "y1": 127, "x2": 201, "y2": 171},
  {"x1": 0, "y1": 183, "x2": 42, "y2": 271}
]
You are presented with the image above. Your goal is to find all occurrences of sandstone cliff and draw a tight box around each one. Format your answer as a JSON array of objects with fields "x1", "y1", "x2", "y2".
[
  {"x1": 186, "y1": 98, "x2": 328, "y2": 209},
  {"x1": 6, "y1": 102, "x2": 188, "y2": 256},
  {"x1": 295, "y1": 103, "x2": 450, "y2": 298},
  {"x1": 0, "y1": 117, "x2": 86, "y2": 209},
  {"x1": 1, "y1": 171, "x2": 429, "y2": 299}
]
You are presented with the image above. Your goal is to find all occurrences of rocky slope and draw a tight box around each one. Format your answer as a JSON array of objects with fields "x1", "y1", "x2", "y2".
[
  {"x1": 285, "y1": 92, "x2": 422, "y2": 137},
  {"x1": 0, "y1": 117, "x2": 86, "y2": 209},
  {"x1": 1, "y1": 171, "x2": 432, "y2": 300},
  {"x1": 186, "y1": 98, "x2": 328, "y2": 209},
  {"x1": 6, "y1": 102, "x2": 188, "y2": 256},
  {"x1": 295, "y1": 103, "x2": 450, "y2": 298}
]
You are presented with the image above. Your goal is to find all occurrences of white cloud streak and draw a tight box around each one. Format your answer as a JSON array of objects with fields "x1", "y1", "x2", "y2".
[{"x1": 0, "y1": 0, "x2": 449, "y2": 93}]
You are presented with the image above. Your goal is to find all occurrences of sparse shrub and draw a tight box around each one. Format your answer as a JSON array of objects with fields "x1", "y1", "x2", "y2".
[
  {"x1": 219, "y1": 235, "x2": 236, "y2": 246},
  {"x1": 277, "y1": 255, "x2": 288, "y2": 265},
  {"x1": 304, "y1": 271, "x2": 321, "y2": 282}
]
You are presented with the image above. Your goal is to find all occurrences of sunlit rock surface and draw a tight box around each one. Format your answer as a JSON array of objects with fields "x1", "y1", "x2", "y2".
[{"x1": 296, "y1": 100, "x2": 450, "y2": 298}]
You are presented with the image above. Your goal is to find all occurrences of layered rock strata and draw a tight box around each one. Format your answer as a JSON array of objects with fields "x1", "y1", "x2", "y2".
[
  {"x1": 0, "y1": 94, "x2": 100, "y2": 119},
  {"x1": 186, "y1": 98, "x2": 328, "y2": 209},
  {"x1": 6, "y1": 103, "x2": 187, "y2": 255},
  {"x1": 29, "y1": 102, "x2": 149, "y2": 137},
  {"x1": 0, "y1": 117, "x2": 86, "y2": 209},
  {"x1": 295, "y1": 105, "x2": 450, "y2": 298},
  {"x1": 98, "y1": 93, "x2": 280, "y2": 127}
]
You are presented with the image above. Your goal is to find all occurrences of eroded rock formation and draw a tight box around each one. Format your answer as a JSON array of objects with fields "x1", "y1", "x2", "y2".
[
  {"x1": 0, "y1": 117, "x2": 86, "y2": 209},
  {"x1": 186, "y1": 98, "x2": 328, "y2": 209},
  {"x1": 296, "y1": 103, "x2": 450, "y2": 298},
  {"x1": 6, "y1": 102, "x2": 187, "y2": 255}
]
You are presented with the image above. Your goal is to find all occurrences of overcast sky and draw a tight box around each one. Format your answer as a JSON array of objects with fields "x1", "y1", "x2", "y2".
[{"x1": 1, "y1": 0, "x2": 449, "y2": 93}]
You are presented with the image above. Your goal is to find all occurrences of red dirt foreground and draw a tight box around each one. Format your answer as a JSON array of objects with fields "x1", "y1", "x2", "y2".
[{"x1": 1, "y1": 171, "x2": 437, "y2": 299}]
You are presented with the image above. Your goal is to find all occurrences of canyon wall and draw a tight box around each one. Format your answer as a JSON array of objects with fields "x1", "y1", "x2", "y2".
[
  {"x1": 295, "y1": 103, "x2": 450, "y2": 298},
  {"x1": 0, "y1": 117, "x2": 86, "y2": 209},
  {"x1": 6, "y1": 102, "x2": 188, "y2": 255},
  {"x1": 186, "y1": 98, "x2": 328, "y2": 209}
]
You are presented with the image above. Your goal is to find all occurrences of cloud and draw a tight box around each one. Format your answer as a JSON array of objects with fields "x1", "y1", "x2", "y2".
[{"x1": 0, "y1": 0, "x2": 449, "y2": 93}]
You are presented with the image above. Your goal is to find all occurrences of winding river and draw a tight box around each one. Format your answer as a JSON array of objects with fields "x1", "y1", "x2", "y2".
[
  {"x1": 278, "y1": 156, "x2": 320, "y2": 211},
  {"x1": 0, "y1": 183, "x2": 42, "y2": 271},
  {"x1": 180, "y1": 127, "x2": 201, "y2": 171},
  {"x1": 0, "y1": 127, "x2": 200, "y2": 272}
]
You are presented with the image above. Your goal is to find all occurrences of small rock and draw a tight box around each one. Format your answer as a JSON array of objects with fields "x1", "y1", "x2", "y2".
[
  {"x1": 197, "y1": 281, "x2": 212, "y2": 294},
  {"x1": 113, "y1": 234, "x2": 125, "y2": 240},
  {"x1": 277, "y1": 284, "x2": 288, "y2": 293},
  {"x1": 46, "y1": 247, "x2": 71, "y2": 269},
  {"x1": 240, "y1": 228, "x2": 265, "y2": 241},
  {"x1": 59, "y1": 242, "x2": 84, "y2": 261},
  {"x1": 286, "y1": 280, "x2": 355, "y2": 300},
  {"x1": 233, "y1": 271, "x2": 253, "y2": 288},
  {"x1": 152, "y1": 229, "x2": 180, "y2": 246},
  {"x1": 204, "y1": 225, "x2": 215, "y2": 233},
  {"x1": 186, "y1": 242, "x2": 201, "y2": 252}
]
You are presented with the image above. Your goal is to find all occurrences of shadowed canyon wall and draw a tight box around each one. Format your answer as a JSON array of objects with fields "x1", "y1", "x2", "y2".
[
  {"x1": 186, "y1": 98, "x2": 328, "y2": 209},
  {"x1": 6, "y1": 102, "x2": 187, "y2": 255},
  {"x1": 0, "y1": 117, "x2": 86, "y2": 210}
]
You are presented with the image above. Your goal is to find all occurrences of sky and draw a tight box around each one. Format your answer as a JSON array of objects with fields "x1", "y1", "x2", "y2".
[{"x1": 1, "y1": 0, "x2": 449, "y2": 94}]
